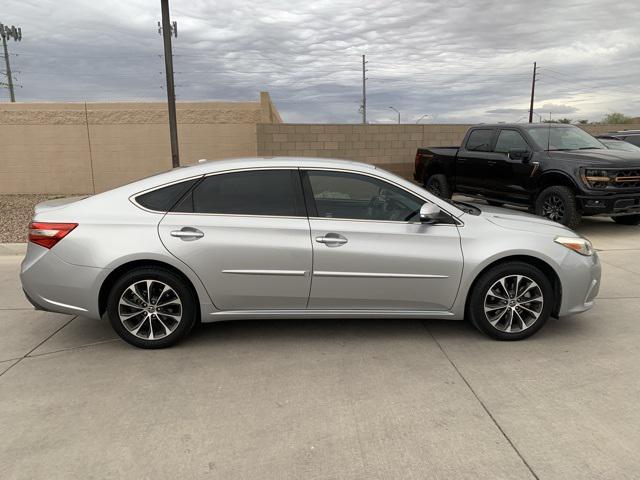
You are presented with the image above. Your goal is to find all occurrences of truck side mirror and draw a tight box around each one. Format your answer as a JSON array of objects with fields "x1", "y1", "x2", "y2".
[
  {"x1": 419, "y1": 203, "x2": 441, "y2": 224},
  {"x1": 508, "y1": 148, "x2": 531, "y2": 163}
]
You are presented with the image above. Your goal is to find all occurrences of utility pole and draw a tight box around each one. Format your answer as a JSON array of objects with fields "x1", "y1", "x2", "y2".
[
  {"x1": 0, "y1": 23, "x2": 22, "y2": 102},
  {"x1": 159, "y1": 0, "x2": 180, "y2": 168},
  {"x1": 361, "y1": 54, "x2": 367, "y2": 124},
  {"x1": 528, "y1": 61, "x2": 537, "y2": 124}
]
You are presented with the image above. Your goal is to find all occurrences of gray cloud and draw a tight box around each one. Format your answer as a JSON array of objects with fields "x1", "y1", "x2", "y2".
[{"x1": 3, "y1": 0, "x2": 640, "y2": 123}]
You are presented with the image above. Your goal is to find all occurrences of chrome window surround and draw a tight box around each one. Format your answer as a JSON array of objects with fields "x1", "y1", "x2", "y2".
[{"x1": 130, "y1": 166, "x2": 464, "y2": 226}]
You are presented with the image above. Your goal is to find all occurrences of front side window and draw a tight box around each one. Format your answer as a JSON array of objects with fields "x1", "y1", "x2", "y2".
[
  {"x1": 174, "y1": 169, "x2": 305, "y2": 216},
  {"x1": 465, "y1": 129, "x2": 494, "y2": 152},
  {"x1": 305, "y1": 170, "x2": 424, "y2": 222},
  {"x1": 624, "y1": 136, "x2": 640, "y2": 147},
  {"x1": 494, "y1": 130, "x2": 530, "y2": 153}
]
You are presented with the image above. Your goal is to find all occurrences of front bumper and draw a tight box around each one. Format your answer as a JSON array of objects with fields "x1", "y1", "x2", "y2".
[
  {"x1": 577, "y1": 191, "x2": 640, "y2": 216},
  {"x1": 558, "y1": 250, "x2": 601, "y2": 316}
]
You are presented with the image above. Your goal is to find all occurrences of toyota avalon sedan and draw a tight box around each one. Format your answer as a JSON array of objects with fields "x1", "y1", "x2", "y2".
[{"x1": 21, "y1": 158, "x2": 600, "y2": 348}]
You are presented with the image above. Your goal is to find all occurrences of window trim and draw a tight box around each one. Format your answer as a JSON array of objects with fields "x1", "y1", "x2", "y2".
[
  {"x1": 494, "y1": 128, "x2": 532, "y2": 154},
  {"x1": 301, "y1": 168, "x2": 460, "y2": 226}
]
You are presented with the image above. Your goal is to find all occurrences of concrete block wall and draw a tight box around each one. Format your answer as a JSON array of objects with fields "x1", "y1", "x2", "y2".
[
  {"x1": 257, "y1": 124, "x2": 470, "y2": 180},
  {"x1": 0, "y1": 93, "x2": 281, "y2": 194}
]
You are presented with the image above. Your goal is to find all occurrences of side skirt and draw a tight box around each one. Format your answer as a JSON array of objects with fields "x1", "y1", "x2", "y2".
[{"x1": 203, "y1": 309, "x2": 459, "y2": 322}]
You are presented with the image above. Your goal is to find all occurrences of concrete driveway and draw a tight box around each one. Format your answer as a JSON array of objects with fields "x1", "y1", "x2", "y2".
[{"x1": 1, "y1": 217, "x2": 639, "y2": 479}]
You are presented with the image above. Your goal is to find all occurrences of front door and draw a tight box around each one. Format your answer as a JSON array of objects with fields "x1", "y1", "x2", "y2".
[
  {"x1": 491, "y1": 129, "x2": 536, "y2": 201},
  {"x1": 302, "y1": 169, "x2": 464, "y2": 311},
  {"x1": 158, "y1": 169, "x2": 312, "y2": 311}
]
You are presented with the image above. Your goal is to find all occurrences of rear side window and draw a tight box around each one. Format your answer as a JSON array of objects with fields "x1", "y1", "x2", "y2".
[
  {"x1": 135, "y1": 178, "x2": 199, "y2": 212},
  {"x1": 494, "y1": 130, "x2": 529, "y2": 153},
  {"x1": 175, "y1": 169, "x2": 305, "y2": 216},
  {"x1": 465, "y1": 129, "x2": 494, "y2": 151}
]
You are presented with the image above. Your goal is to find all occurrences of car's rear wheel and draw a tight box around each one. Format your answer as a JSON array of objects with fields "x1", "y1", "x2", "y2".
[
  {"x1": 468, "y1": 262, "x2": 554, "y2": 340},
  {"x1": 535, "y1": 185, "x2": 581, "y2": 229},
  {"x1": 424, "y1": 173, "x2": 452, "y2": 199},
  {"x1": 612, "y1": 214, "x2": 640, "y2": 225},
  {"x1": 106, "y1": 267, "x2": 197, "y2": 349}
]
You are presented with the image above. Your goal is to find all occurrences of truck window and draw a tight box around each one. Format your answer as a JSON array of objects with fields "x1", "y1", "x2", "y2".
[
  {"x1": 494, "y1": 130, "x2": 529, "y2": 153},
  {"x1": 466, "y1": 129, "x2": 493, "y2": 151}
]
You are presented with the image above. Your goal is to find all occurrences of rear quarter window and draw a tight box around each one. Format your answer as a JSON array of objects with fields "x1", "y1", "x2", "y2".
[
  {"x1": 135, "y1": 178, "x2": 199, "y2": 212},
  {"x1": 465, "y1": 129, "x2": 494, "y2": 152}
]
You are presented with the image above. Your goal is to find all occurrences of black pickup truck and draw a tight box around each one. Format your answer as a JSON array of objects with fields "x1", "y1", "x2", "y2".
[{"x1": 414, "y1": 123, "x2": 640, "y2": 228}]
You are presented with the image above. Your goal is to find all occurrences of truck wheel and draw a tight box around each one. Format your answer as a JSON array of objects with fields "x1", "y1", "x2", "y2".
[
  {"x1": 424, "y1": 174, "x2": 452, "y2": 199},
  {"x1": 535, "y1": 186, "x2": 581, "y2": 229},
  {"x1": 612, "y1": 215, "x2": 640, "y2": 225}
]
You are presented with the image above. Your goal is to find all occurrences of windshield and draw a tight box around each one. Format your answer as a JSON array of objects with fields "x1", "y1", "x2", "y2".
[
  {"x1": 523, "y1": 125, "x2": 605, "y2": 151},
  {"x1": 599, "y1": 138, "x2": 640, "y2": 152}
]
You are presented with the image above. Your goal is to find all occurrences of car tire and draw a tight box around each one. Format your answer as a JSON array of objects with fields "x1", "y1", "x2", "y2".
[
  {"x1": 468, "y1": 261, "x2": 554, "y2": 341},
  {"x1": 612, "y1": 215, "x2": 640, "y2": 225},
  {"x1": 424, "y1": 173, "x2": 452, "y2": 199},
  {"x1": 535, "y1": 185, "x2": 581, "y2": 229},
  {"x1": 106, "y1": 267, "x2": 197, "y2": 349}
]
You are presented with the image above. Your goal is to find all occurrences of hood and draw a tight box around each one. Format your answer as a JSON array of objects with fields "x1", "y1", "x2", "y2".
[
  {"x1": 549, "y1": 149, "x2": 640, "y2": 168},
  {"x1": 477, "y1": 204, "x2": 575, "y2": 236},
  {"x1": 34, "y1": 196, "x2": 89, "y2": 215}
]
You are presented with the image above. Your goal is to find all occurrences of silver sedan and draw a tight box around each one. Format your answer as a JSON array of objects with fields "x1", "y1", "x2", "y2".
[{"x1": 21, "y1": 158, "x2": 601, "y2": 348}]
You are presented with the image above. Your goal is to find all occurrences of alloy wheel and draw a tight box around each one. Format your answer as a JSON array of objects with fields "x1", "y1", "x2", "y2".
[
  {"x1": 118, "y1": 280, "x2": 182, "y2": 340},
  {"x1": 427, "y1": 180, "x2": 441, "y2": 196},
  {"x1": 483, "y1": 275, "x2": 544, "y2": 333},
  {"x1": 542, "y1": 194, "x2": 565, "y2": 222}
]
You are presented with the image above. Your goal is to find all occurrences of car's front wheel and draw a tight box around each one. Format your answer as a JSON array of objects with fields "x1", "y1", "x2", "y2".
[
  {"x1": 106, "y1": 267, "x2": 197, "y2": 348},
  {"x1": 468, "y1": 262, "x2": 554, "y2": 340},
  {"x1": 612, "y1": 214, "x2": 640, "y2": 225}
]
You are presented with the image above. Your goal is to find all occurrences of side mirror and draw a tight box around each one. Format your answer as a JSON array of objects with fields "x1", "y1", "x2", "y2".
[
  {"x1": 420, "y1": 203, "x2": 441, "y2": 224},
  {"x1": 508, "y1": 148, "x2": 532, "y2": 163}
]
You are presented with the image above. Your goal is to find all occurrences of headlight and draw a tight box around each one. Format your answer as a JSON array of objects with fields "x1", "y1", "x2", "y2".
[
  {"x1": 554, "y1": 236, "x2": 594, "y2": 256},
  {"x1": 582, "y1": 169, "x2": 611, "y2": 188}
]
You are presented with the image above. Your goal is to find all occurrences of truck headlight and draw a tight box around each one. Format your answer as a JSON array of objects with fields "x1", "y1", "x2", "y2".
[
  {"x1": 554, "y1": 236, "x2": 594, "y2": 256},
  {"x1": 582, "y1": 169, "x2": 611, "y2": 188}
]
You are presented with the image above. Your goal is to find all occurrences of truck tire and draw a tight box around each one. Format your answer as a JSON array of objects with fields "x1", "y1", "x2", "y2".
[
  {"x1": 612, "y1": 215, "x2": 640, "y2": 225},
  {"x1": 534, "y1": 185, "x2": 581, "y2": 229},
  {"x1": 424, "y1": 174, "x2": 452, "y2": 199}
]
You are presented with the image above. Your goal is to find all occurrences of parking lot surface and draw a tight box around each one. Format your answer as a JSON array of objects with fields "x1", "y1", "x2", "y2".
[{"x1": 1, "y1": 217, "x2": 639, "y2": 479}]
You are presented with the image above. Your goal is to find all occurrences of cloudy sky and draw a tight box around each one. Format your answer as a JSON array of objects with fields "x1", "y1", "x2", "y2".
[{"x1": 3, "y1": 0, "x2": 640, "y2": 123}]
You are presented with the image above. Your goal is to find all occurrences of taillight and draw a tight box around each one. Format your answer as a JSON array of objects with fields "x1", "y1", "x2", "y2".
[
  {"x1": 415, "y1": 152, "x2": 421, "y2": 170},
  {"x1": 28, "y1": 222, "x2": 78, "y2": 249}
]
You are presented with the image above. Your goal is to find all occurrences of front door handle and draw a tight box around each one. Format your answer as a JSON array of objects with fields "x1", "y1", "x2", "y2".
[
  {"x1": 315, "y1": 233, "x2": 348, "y2": 247},
  {"x1": 170, "y1": 227, "x2": 204, "y2": 241}
]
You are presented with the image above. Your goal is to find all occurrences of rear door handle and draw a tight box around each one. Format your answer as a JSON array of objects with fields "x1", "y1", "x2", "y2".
[
  {"x1": 170, "y1": 227, "x2": 204, "y2": 240},
  {"x1": 315, "y1": 233, "x2": 348, "y2": 247}
]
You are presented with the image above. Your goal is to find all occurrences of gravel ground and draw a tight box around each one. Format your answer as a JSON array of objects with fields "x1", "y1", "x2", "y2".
[{"x1": 0, "y1": 194, "x2": 75, "y2": 243}]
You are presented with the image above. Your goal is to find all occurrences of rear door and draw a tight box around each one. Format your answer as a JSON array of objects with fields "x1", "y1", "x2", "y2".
[
  {"x1": 456, "y1": 128, "x2": 499, "y2": 194},
  {"x1": 158, "y1": 169, "x2": 312, "y2": 311},
  {"x1": 302, "y1": 169, "x2": 463, "y2": 311}
]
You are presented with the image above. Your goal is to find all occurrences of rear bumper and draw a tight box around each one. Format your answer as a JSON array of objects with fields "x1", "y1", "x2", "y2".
[
  {"x1": 577, "y1": 192, "x2": 640, "y2": 216},
  {"x1": 20, "y1": 243, "x2": 107, "y2": 319}
]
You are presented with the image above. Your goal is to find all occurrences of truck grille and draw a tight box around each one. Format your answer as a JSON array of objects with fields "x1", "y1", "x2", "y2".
[
  {"x1": 612, "y1": 170, "x2": 640, "y2": 188},
  {"x1": 584, "y1": 168, "x2": 640, "y2": 189}
]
